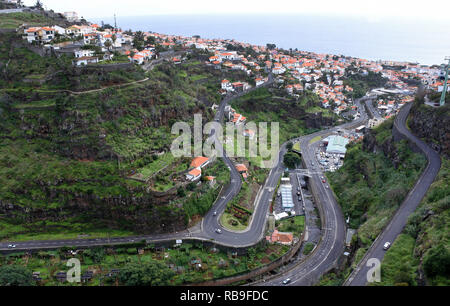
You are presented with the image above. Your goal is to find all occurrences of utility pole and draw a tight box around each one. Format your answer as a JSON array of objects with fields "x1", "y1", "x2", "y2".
[
  {"x1": 114, "y1": 14, "x2": 117, "y2": 33},
  {"x1": 440, "y1": 56, "x2": 450, "y2": 107}
]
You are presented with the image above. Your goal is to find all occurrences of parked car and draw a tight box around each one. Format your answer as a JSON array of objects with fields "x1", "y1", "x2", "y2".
[{"x1": 383, "y1": 242, "x2": 391, "y2": 250}]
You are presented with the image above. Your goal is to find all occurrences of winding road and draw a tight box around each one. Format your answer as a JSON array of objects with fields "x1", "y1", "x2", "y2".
[
  {"x1": 0, "y1": 83, "x2": 440, "y2": 288},
  {"x1": 344, "y1": 102, "x2": 441, "y2": 286}
]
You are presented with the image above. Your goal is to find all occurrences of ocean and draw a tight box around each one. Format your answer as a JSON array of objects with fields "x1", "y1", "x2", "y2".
[{"x1": 94, "y1": 14, "x2": 450, "y2": 66}]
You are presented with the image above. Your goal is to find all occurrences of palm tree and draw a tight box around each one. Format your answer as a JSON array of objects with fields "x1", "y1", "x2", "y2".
[{"x1": 34, "y1": 0, "x2": 43, "y2": 9}]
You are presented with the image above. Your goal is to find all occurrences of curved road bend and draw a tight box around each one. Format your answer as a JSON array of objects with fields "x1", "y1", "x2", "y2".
[
  {"x1": 0, "y1": 74, "x2": 274, "y2": 251},
  {"x1": 344, "y1": 102, "x2": 441, "y2": 286},
  {"x1": 257, "y1": 98, "x2": 371, "y2": 286},
  {"x1": 0, "y1": 90, "x2": 396, "y2": 289}
]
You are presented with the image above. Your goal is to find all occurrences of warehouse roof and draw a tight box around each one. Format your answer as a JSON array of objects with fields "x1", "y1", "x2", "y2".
[{"x1": 325, "y1": 135, "x2": 350, "y2": 155}]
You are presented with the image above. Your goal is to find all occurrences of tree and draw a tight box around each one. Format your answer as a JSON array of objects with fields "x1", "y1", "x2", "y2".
[
  {"x1": 145, "y1": 35, "x2": 156, "y2": 46},
  {"x1": 286, "y1": 142, "x2": 293, "y2": 151},
  {"x1": 0, "y1": 265, "x2": 35, "y2": 286},
  {"x1": 118, "y1": 261, "x2": 175, "y2": 286},
  {"x1": 133, "y1": 31, "x2": 145, "y2": 51},
  {"x1": 283, "y1": 152, "x2": 301, "y2": 169},
  {"x1": 266, "y1": 43, "x2": 276, "y2": 50}
]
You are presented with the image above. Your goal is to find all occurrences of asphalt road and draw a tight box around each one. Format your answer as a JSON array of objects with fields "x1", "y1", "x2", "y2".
[
  {"x1": 344, "y1": 102, "x2": 441, "y2": 286},
  {"x1": 2, "y1": 91, "x2": 434, "y2": 288},
  {"x1": 364, "y1": 97, "x2": 382, "y2": 120},
  {"x1": 258, "y1": 98, "x2": 371, "y2": 286},
  {"x1": 0, "y1": 74, "x2": 275, "y2": 251}
]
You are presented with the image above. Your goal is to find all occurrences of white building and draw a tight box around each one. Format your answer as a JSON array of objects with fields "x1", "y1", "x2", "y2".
[
  {"x1": 221, "y1": 79, "x2": 233, "y2": 92},
  {"x1": 74, "y1": 49, "x2": 95, "y2": 58},
  {"x1": 73, "y1": 56, "x2": 99, "y2": 66},
  {"x1": 63, "y1": 11, "x2": 79, "y2": 22}
]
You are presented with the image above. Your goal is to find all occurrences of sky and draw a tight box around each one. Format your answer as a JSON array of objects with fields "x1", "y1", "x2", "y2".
[{"x1": 23, "y1": 0, "x2": 450, "y2": 23}]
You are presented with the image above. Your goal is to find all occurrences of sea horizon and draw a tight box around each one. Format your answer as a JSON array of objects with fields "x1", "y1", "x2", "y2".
[{"x1": 92, "y1": 13, "x2": 450, "y2": 66}]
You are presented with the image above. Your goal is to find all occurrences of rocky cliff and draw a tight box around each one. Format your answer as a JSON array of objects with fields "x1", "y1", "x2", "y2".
[{"x1": 408, "y1": 100, "x2": 450, "y2": 158}]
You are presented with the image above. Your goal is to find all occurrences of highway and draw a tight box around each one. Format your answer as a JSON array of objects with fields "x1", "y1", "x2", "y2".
[
  {"x1": 364, "y1": 97, "x2": 382, "y2": 120},
  {"x1": 0, "y1": 74, "x2": 276, "y2": 251},
  {"x1": 255, "y1": 98, "x2": 371, "y2": 286},
  {"x1": 0, "y1": 91, "x2": 371, "y2": 288},
  {"x1": 0, "y1": 88, "x2": 437, "y2": 288},
  {"x1": 344, "y1": 102, "x2": 441, "y2": 286}
]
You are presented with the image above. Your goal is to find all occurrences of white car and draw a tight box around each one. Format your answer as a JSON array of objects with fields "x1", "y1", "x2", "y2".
[
  {"x1": 7, "y1": 244, "x2": 16, "y2": 249},
  {"x1": 215, "y1": 229, "x2": 222, "y2": 234},
  {"x1": 383, "y1": 242, "x2": 391, "y2": 250},
  {"x1": 213, "y1": 212, "x2": 217, "y2": 216},
  {"x1": 282, "y1": 278, "x2": 291, "y2": 285}
]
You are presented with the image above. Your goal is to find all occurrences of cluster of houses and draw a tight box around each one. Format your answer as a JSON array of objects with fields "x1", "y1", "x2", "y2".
[
  {"x1": 208, "y1": 51, "x2": 258, "y2": 75},
  {"x1": 220, "y1": 79, "x2": 252, "y2": 94},
  {"x1": 15, "y1": 5, "x2": 448, "y2": 105},
  {"x1": 22, "y1": 23, "x2": 129, "y2": 47},
  {"x1": 375, "y1": 95, "x2": 415, "y2": 119},
  {"x1": 224, "y1": 105, "x2": 247, "y2": 126},
  {"x1": 19, "y1": 19, "x2": 137, "y2": 66}
]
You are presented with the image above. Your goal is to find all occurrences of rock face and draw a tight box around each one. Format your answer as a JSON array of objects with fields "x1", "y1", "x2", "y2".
[
  {"x1": 408, "y1": 102, "x2": 450, "y2": 158},
  {"x1": 363, "y1": 126, "x2": 403, "y2": 168},
  {"x1": 304, "y1": 112, "x2": 334, "y2": 129},
  {"x1": 0, "y1": 186, "x2": 186, "y2": 234}
]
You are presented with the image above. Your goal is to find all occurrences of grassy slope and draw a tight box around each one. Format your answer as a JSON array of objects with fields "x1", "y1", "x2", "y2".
[
  {"x1": 379, "y1": 158, "x2": 449, "y2": 285},
  {"x1": 230, "y1": 87, "x2": 334, "y2": 144},
  {"x1": 0, "y1": 54, "x2": 232, "y2": 240},
  {"x1": 0, "y1": 241, "x2": 290, "y2": 286},
  {"x1": 0, "y1": 12, "x2": 50, "y2": 29}
]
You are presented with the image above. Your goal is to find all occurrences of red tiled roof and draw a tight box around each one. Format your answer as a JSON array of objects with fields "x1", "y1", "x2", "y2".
[
  {"x1": 190, "y1": 157, "x2": 209, "y2": 168},
  {"x1": 188, "y1": 168, "x2": 201, "y2": 177}
]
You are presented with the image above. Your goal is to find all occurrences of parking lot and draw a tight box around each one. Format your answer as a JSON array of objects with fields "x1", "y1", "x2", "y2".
[
  {"x1": 314, "y1": 143, "x2": 345, "y2": 172},
  {"x1": 273, "y1": 173, "x2": 306, "y2": 216}
]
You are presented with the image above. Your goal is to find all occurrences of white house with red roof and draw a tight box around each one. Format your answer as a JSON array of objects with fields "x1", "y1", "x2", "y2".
[
  {"x1": 221, "y1": 79, "x2": 233, "y2": 92},
  {"x1": 23, "y1": 27, "x2": 55, "y2": 44},
  {"x1": 219, "y1": 51, "x2": 239, "y2": 61},
  {"x1": 186, "y1": 157, "x2": 210, "y2": 181}
]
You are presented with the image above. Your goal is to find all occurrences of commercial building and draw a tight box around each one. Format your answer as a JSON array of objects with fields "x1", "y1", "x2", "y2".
[
  {"x1": 323, "y1": 135, "x2": 350, "y2": 156},
  {"x1": 280, "y1": 182, "x2": 294, "y2": 212}
]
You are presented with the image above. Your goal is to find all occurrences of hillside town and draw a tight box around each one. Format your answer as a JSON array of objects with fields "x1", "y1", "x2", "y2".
[
  {"x1": 0, "y1": 0, "x2": 449, "y2": 290},
  {"x1": 15, "y1": 8, "x2": 449, "y2": 120}
]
